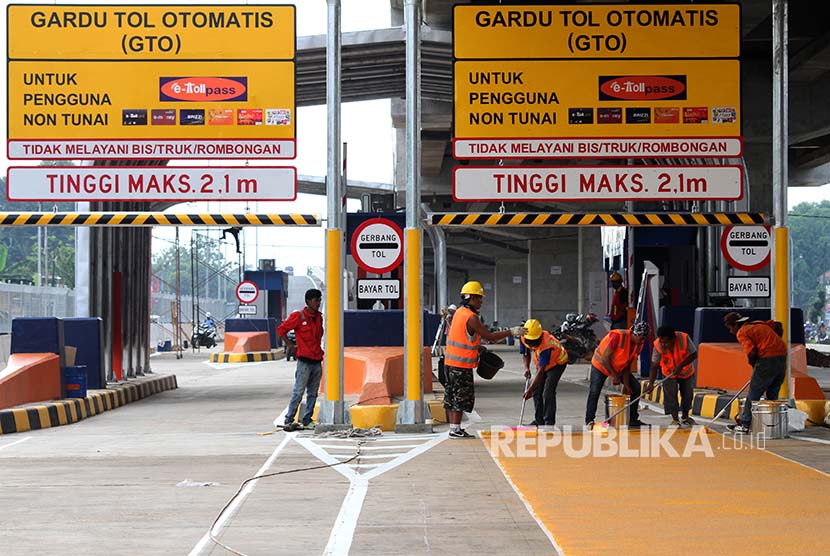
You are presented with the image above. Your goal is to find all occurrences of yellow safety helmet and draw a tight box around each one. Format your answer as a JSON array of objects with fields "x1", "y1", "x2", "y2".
[
  {"x1": 524, "y1": 319, "x2": 543, "y2": 340},
  {"x1": 609, "y1": 271, "x2": 623, "y2": 282},
  {"x1": 460, "y1": 281, "x2": 486, "y2": 297}
]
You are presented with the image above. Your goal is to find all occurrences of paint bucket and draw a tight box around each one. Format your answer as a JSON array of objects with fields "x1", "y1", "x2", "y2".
[
  {"x1": 63, "y1": 366, "x2": 88, "y2": 399},
  {"x1": 476, "y1": 351, "x2": 504, "y2": 380},
  {"x1": 604, "y1": 394, "x2": 630, "y2": 428},
  {"x1": 751, "y1": 400, "x2": 789, "y2": 439}
]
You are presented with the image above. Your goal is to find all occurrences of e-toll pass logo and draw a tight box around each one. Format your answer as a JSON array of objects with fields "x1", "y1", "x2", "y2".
[
  {"x1": 160, "y1": 77, "x2": 248, "y2": 102},
  {"x1": 599, "y1": 75, "x2": 687, "y2": 101}
]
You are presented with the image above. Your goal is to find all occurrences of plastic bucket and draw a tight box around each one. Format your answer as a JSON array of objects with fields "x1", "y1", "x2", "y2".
[
  {"x1": 476, "y1": 351, "x2": 504, "y2": 380},
  {"x1": 751, "y1": 400, "x2": 789, "y2": 439},
  {"x1": 604, "y1": 394, "x2": 630, "y2": 428}
]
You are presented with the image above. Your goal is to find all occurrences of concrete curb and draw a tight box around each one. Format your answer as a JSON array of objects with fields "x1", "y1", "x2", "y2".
[
  {"x1": 0, "y1": 374, "x2": 178, "y2": 435},
  {"x1": 210, "y1": 351, "x2": 282, "y2": 363}
]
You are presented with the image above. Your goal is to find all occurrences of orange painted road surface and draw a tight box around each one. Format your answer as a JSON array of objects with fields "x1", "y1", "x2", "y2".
[{"x1": 484, "y1": 429, "x2": 828, "y2": 556}]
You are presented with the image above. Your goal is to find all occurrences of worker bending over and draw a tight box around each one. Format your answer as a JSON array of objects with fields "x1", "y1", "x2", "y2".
[
  {"x1": 723, "y1": 312, "x2": 787, "y2": 434},
  {"x1": 520, "y1": 319, "x2": 569, "y2": 427},
  {"x1": 585, "y1": 321, "x2": 650, "y2": 428},
  {"x1": 648, "y1": 325, "x2": 698, "y2": 427}
]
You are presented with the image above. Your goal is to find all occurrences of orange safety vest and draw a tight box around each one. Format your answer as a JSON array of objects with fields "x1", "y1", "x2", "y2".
[
  {"x1": 444, "y1": 306, "x2": 481, "y2": 369},
  {"x1": 520, "y1": 331, "x2": 569, "y2": 371},
  {"x1": 591, "y1": 330, "x2": 641, "y2": 377},
  {"x1": 653, "y1": 331, "x2": 695, "y2": 379}
]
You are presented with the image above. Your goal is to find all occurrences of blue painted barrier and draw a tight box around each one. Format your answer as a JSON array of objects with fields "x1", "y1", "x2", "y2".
[
  {"x1": 11, "y1": 317, "x2": 67, "y2": 368},
  {"x1": 693, "y1": 307, "x2": 804, "y2": 345},
  {"x1": 64, "y1": 318, "x2": 105, "y2": 390},
  {"x1": 343, "y1": 310, "x2": 441, "y2": 347}
]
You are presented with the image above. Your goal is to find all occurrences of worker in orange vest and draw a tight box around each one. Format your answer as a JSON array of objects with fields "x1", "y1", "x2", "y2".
[
  {"x1": 585, "y1": 321, "x2": 650, "y2": 428},
  {"x1": 723, "y1": 312, "x2": 787, "y2": 434},
  {"x1": 648, "y1": 325, "x2": 698, "y2": 427},
  {"x1": 608, "y1": 271, "x2": 628, "y2": 330},
  {"x1": 444, "y1": 281, "x2": 527, "y2": 438},
  {"x1": 520, "y1": 319, "x2": 569, "y2": 427}
]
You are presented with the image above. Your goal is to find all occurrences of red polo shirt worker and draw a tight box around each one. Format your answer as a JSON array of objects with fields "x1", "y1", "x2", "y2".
[
  {"x1": 277, "y1": 288, "x2": 324, "y2": 432},
  {"x1": 608, "y1": 272, "x2": 628, "y2": 330}
]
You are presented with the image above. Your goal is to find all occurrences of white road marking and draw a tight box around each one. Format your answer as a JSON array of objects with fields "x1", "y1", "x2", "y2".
[
  {"x1": 316, "y1": 443, "x2": 421, "y2": 451},
  {"x1": 0, "y1": 436, "x2": 31, "y2": 452},
  {"x1": 187, "y1": 432, "x2": 295, "y2": 556},
  {"x1": 295, "y1": 432, "x2": 447, "y2": 556},
  {"x1": 204, "y1": 360, "x2": 273, "y2": 370},
  {"x1": 789, "y1": 433, "x2": 830, "y2": 446},
  {"x1": 323, "y1": 479, "x2": 368, "y2": 556},
  {"x1": 332, "y1": 452, "x2": 409, "y2": 460}
]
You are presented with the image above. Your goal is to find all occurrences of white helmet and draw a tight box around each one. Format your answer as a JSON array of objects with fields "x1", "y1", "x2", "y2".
[{"x1": 205, "y1": 312, "x2": 212, "y2": 318}]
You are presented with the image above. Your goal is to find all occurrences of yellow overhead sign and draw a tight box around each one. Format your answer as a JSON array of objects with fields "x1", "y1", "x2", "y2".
[
  {"x1": 454, "y1": 4, "x2": 740, "y2": 59},
  {"x1": 9, "y1": 60, "x2": 295, "y2": 140},
  {"x1": 454, "y1": 59, "x2": 740, "y2": 139},
  {"x1": 7, "y1": 5, "x2": 295, "y2": 60}
]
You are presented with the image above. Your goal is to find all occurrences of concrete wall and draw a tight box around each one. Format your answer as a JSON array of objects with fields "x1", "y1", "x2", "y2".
[
  {"x1": 525, "y1": 229, "x2": 604, "y2": 330},
  {"x1": 493, "y1": 258, "x2": 527, "y2": 328}
]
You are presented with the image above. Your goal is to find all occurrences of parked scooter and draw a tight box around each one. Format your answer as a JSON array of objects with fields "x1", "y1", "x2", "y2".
[{"x1": 553, "y1": 312, "x2": 599, "y2": 362}]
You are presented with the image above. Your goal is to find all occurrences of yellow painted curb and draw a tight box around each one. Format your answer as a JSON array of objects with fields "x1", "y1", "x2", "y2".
[
  {"x1": 349, "y1": 404, "x2": 398, "y2": 431},
  {"x1": 795, "y1": 400, "x2": 828, "y2": 426}
]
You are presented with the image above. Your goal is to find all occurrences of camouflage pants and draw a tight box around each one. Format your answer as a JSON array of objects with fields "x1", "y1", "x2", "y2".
[{"x1": 443, "y1": 365, "x2": 475, "y2": 413}]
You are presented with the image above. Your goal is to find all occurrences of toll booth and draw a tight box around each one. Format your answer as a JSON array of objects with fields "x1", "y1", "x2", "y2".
[
  {"x1": 242, "y1": 270, "x2": 289, "y2": 323},
  {"x1": 603, "y1": 226, "x2": 702, "y2": 377}
]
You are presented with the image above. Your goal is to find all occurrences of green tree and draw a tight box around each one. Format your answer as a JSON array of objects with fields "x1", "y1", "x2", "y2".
[
  {"x1": 808, "y1": 282, "x2": 827, "y2": 323},
  {"x1": 152, "y1": 239, "x2": 239, "y2": 299},
  {"x1": 790, "y1": 201, "x2": 830, "y2": 313},
  {"x1": 0, "y1": 174, "x2": 76, "y2": 286}
]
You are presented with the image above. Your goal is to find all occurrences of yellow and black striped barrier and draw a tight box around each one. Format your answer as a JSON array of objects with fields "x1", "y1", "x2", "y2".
[
  {"x1": 429, "y1": 213, "x2": 768, "y2": 227},
  {"x1": 640, "y1": 380, "x2": 743, "y2": 421},
  {"x1": 0, "y1": 375, "x2": 177, "y2": 434},
  {"x1": 0, "y1": 213, "x2": 319, "y2": 226},
  {"x1": 210, "y1": 351, "x2": 281, "y2": 363}
]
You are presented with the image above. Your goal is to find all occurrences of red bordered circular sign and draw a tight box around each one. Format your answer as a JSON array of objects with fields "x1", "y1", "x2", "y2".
[
  {"x1": 235, "y1": 280, "x2": 260, "y2": 304},
  {"x1": 350, "y1": 218, "x2": 404, "y2": 274},
  {"x1": 720, "y1": 225, "x2": 771, "y2": 271}
]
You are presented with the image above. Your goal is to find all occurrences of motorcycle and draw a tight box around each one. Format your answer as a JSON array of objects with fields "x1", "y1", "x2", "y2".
[
  {"x1": 553, "y1": 312, "x2": 599, "y2": 363},
  {"x1": 192, "y1": 322, "x2": 217, "y2": 349}
]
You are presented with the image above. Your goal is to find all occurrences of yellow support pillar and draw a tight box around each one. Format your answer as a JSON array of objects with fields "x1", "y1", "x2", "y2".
[
  {"x1": 405, "y1": 228, "x2": 422, "y2": 403},
  {"x1": 775, "y1": 226, "x2": 790, "y2": 399},
  {"x1": 324, "y1": 229, "x2": 345, "y2": 419}
]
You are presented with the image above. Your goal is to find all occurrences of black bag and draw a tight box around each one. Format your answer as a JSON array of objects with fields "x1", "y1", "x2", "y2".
[{"x1": 438, "y1": 355, "x2": 447, "y2": 386}]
